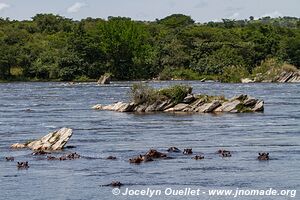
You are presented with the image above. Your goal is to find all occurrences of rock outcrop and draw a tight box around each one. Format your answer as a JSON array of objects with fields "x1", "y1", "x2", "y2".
[
  {"x1": 92, "y1": 89, "x2": 264, "y2": 114},
  {"x1": 97, "y1": 74, "x2": 111, "y2": 84},
  {"x1": 11, "y1": 128, "x2": 73, "y2": 151},
  {"x1": 242, "y1": 70, "x2": 300, "y2": 83},
  {"x1": 276, "y1": 71, "x2": 300, "y2": 83}
]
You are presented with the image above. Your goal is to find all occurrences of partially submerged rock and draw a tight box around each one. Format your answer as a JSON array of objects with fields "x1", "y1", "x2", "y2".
[
  {"x1": 97, "y1": 73, "x2": 111, "y2": 84},
  {"x1": 241, "y1": 78, "x2": 254, "y2": 83},
  {"x1": 93, "y1": 85, "x2": 264, "y2": 114},
  {"x1": 11, "y1": 128, "x2": 73, "y2": 151}
]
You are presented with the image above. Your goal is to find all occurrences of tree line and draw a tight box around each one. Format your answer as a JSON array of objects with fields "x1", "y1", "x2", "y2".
[{"x1": 0, "y1": 14, "x2": 300, "y2": 81}]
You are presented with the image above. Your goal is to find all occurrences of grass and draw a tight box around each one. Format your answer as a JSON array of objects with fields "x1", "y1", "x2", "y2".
[{"x1": 195, "y1": 94, "x2": 227, "y2": 103}]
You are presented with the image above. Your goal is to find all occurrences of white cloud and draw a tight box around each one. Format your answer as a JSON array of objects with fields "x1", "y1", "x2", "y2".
[
  {"x1": 228, "y1": 12, "x2": 240, "y2": 19},
  {"x1": 67, "y1": 2, "x2": 86, "y2": 13},
  {"x1": 0, "y1": 3, "x2": 10, "y2": 11},
  {"x1": 260, "y1": 11, "x2": 282, "y2": 18}
]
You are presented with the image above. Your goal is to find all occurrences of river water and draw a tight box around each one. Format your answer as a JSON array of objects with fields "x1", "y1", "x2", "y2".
[{"x1": 0, "y1": 81, "x2": 299, "y2": 200}]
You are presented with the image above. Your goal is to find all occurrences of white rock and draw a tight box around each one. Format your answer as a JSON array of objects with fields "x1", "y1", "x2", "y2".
[
  {"x1": 11, "y1": 128, "x2": 73, "y2": 151},
  {"x1": 215, "y1": 100, "x2": 241, "y2": 112}
]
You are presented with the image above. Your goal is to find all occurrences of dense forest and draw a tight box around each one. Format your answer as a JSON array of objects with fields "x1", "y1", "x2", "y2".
[{"x1": 0, "y1": 14, "x2": 300, "y2": 82}]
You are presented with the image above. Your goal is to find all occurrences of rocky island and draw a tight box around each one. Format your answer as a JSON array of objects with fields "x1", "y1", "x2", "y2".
[{"x1": 92, "y1": 84, "x2": 264, "y2": 113}]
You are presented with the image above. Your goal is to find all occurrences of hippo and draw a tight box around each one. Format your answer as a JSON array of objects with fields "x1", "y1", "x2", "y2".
[
  {"x1": 145, "y1": 149, "x2": 167, "y2": 158},
  {"x1": 102, "y1": 181, "x2": 123, "y2": 187},
  {"x1": 167, "y1": 147, "x2": 181, "y2": 153},
  {"x1": 106, "y1": 156, "x2": 117, "y2": 160},
  {"x1": 192, "y1": 155, "x2": 204, "y2": 160},
  {"x1": 258, "y1": 152, "x2": 269, "y2": 161},
  {"x1": 217, "y1": 149, "x2": 232, "y2": 157},
  {"x1": 5, "y1": 157, "x2": 14, "y2": 161},
  {"x1": 32, "y1": 150, "x2": 50, "y2": 155},
  {"x1": 17, "y1": 161, "x2": 29, "y2": 169},
  {"x1": 129, "y1": 155, "x2": 144, "y2": 164},
  {"x1": 66, "y1": 152, "x2": 80, "y2": 159},
  {"x1": 47, "y1": 156, "x2": 57, "y2": 160},
  {"x1": 183, "y1": 148, "x2": 193, "y2": 155}
]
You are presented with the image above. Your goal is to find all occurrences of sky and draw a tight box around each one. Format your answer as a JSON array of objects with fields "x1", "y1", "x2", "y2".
[{"x1": 0, "y1": 0, "x2": 299, "y2": 22}]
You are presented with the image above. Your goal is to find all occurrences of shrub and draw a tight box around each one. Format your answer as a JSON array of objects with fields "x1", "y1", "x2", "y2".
[
  {"x1": 158, "y1": 85, "x2": 192, "y2": 104},
  {"x1": 130, "y1": 83, "x2": 192, "y2": 105},
  {"x1": 220, "y1": 65, "x2": 249, "y2": 83}
]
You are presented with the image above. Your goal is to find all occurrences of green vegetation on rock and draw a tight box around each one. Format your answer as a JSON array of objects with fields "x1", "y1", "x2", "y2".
[{"x1": 131, "y1": 83, "x2": 191, "y2": 105}]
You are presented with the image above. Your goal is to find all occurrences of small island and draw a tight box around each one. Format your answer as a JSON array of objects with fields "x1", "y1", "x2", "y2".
[{"x1": 92, "y1": 84, "x2": 264, "y2": 113}]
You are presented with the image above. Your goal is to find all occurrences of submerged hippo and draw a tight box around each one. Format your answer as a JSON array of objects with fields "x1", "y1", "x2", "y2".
[
  {"x1": 145, "y1": 149, "x2": 167, "y2": 158},
  {"x1": 129, "y1": 149, "x2": 167, "y2": 164},
  {"x1": 217, "y1": 149, "x2": 232, "y2": 157},
  {"x1": 183, "y1": 148, "x2": 193, "y2": 155},
  {"x1": 17, "y1": 161, "x2": 29, "y2": 169},
  {"x1": 32, "y1": 150, "x2": 50, "y2": 155},
  {"x1": 129, "y1": 155, "x2": 144, "y2": 164},
  {"x1": 106, "y1": 156, "x2": 117, "y2": 160},
  {"x1": 167, "y1": 147, "x2": 181, "y2": 153},
  {"x1": 102, "y1": 181, "x2": 123, "y2": 187},
  {"x1": 258, "y1": 152, "x2": 269, "y2": 161},
  {"x1": 192, "y1": 155, "x2": 204, "y2": 160},
  {"x1": 5, "y1": 157, "x2": 14, "y2": 161},
  {"x1": 129, "y1": 154, "x2": 153, "y2": 164},
  {"x1": 47, "y1": 152, "x2": 80, "y2": 161}
]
